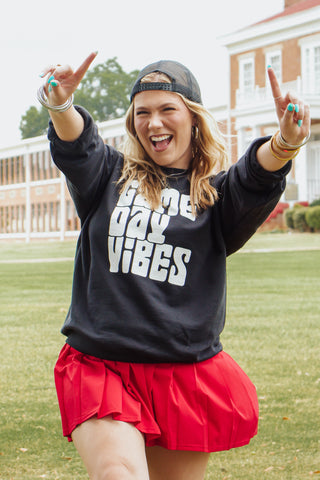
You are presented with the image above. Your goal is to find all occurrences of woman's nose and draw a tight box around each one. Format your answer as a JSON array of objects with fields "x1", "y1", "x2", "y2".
[{"x1": 148, "y1": 113, "x2": 163, "y2": 129}]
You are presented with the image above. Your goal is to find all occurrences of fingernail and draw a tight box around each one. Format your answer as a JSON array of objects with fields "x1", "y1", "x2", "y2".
[
  {"x1": 48, "y1": 75, "x2": 55, "y2": 84},
  {"x1": 287, "y1": 103, "x2": 294, "y2": 112},
  {"x1": 48, "y1": 85, "x2": 52, "y2": 93},
  {"x1": 39, "y1": 72, "x2": 45, "y2": 78},
  {"x1": 50, "y1": 80, "x2": 58, "y2": 87},
  {"x1": 298, "y1": 119, "x2": 302, "y2": 127},
  {"x1": 267, "y1": 64, "x2": 272, "y2": 69},
  {"x1": 295, "y1": 104, "x2": 299, "y2": 113}
]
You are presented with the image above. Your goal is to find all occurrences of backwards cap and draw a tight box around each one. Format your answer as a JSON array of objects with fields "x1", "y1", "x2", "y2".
[{"x1": 130, "y1": 60, "x2": 202, "y2": 104}]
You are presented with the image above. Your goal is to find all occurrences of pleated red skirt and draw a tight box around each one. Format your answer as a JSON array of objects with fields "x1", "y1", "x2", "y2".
[{"x1": 54, "y1": 344, "x2": 258, "y2": 452}]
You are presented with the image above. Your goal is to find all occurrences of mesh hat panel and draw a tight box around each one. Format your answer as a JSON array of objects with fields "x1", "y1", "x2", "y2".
[{"x1": 130, "y1": 60, "x2": 202, "y2": 104}]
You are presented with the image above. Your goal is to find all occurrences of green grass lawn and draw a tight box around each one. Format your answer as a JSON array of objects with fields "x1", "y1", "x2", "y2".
[{"x1": 0, "y1": 234, "x2": 319, "y2": 479}]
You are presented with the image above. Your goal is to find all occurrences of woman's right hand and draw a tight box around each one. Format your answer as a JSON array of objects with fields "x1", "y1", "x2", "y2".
[
  {"x1": 40, "y1": 52, "x2": 97, "y2": 142},
  {"x1": 40, "y1": 52, "x2": 98, "y2": 107}
]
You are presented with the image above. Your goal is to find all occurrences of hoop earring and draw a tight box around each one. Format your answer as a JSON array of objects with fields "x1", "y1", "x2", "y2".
[
  {"x1": 191, "y1": 125, "x2": 199, "y2": 140},
  {"x1": 192, "y1": 125, "x2": 199, "y2": 140}
]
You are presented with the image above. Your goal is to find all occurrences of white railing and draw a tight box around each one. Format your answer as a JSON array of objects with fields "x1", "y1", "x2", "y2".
[
  {"x1": 236, "y1": 78, "x2": 302, "y2": 107},
  {"x1": 0, "y1": 115, "x2": 128, "y2": 242}
]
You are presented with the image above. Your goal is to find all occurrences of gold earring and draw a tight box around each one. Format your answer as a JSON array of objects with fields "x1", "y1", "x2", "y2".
[{"x1": 192, "y1": 125, "x2": 199, "y2": 140}]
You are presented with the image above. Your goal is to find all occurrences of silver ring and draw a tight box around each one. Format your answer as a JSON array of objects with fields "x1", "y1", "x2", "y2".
[{"x1": 37, "y1": 85, "x2": 74, "y2": 112}]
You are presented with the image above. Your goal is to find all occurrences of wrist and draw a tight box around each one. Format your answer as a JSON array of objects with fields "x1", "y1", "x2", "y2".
[
  {"x1": 269, "y1": 131, "x2": 300, "y2": 162},
  {"x1": 37, "y1": 86, "x2": 74, "y2": 113}
]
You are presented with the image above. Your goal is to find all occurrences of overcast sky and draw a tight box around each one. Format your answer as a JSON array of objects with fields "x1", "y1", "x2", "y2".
[{"x1": 0, "y1": 0, "x2": 284, "y2": 148}]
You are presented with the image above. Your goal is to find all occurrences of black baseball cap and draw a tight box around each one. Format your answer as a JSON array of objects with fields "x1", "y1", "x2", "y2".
[{"x1": 130, "y1": 60, "x2": 202, "y2": 104}]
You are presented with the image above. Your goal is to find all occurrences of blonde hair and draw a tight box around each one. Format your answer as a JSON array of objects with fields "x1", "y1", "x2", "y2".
[{"x1": 119, "y1": 72, "x2": 229, "y2": 215}]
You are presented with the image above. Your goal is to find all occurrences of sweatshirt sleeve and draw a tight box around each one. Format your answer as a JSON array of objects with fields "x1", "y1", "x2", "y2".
[
  {"x1": 214, "y1": 136, "x2": 291, "y2": 256},
  {"x1": 48, "y1": 106, "x2": 121, "y2": 222}
]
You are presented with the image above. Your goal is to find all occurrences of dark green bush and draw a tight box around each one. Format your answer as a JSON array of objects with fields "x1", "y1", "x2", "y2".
[
  {"x1": 285, "y1": 208, "x2": 295, "y2": 229},
  {"x1": 306, "y1": 206, "x2": 320, "y2": 230},
  {"x1": 310, "y1": 198, "x2": 320, "y2": 207},
  {"x1": 292, "y1": 207, "x2": 309, "y2": 232}
]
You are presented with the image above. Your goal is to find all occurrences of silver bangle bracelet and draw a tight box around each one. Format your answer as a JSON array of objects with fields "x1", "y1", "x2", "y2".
[
  {"x1": 279, "y1": 130, "x2": 311, "y2": 149},
  {"x1": 37, "y1": 85, "x2": 74, "y2": 112}
]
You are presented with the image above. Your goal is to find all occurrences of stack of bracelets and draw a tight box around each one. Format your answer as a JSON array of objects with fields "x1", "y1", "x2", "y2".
[
  {"x1": 269, "y1": 130, "x2": 311, "y2": 162},
  {"x1": 37, "y1": 85, "x2": 74, "y2": 113}
]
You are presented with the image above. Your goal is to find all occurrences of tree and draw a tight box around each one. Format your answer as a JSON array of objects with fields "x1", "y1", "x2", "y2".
[
  {"x1": 20, "y1": 57, "x2": 139, "y2": 139},
  {"x1": 74, "y1": 57, "x2": 139, "y2": 121},
  {"x1": 20, "y1": 106, "x2": 50, "y2": 139}
]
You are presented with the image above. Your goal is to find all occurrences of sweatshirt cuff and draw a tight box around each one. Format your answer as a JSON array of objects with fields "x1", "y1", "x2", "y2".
[
  {"x1": 246, "y1": 136, "x2": 292, "y2": 182},
  {"x1": 47, "y1": 106, "x2": 97, "y2": 155}
]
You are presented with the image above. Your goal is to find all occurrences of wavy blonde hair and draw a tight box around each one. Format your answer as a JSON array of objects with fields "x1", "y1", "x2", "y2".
[{"x1": 119, "y1": 72, "x2": 229, "y2": 215}]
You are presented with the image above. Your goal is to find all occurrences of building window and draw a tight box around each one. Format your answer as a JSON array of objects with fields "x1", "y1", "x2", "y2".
[
  {"x1": 266, "y1": 50, "x2": 282, "y2": 84},
  {"x1": 302, "y1": 42, "x2": 320, "y2": 95},
  {"x1": 239, "y1": 58, "x2": 255, "y2": 96}
]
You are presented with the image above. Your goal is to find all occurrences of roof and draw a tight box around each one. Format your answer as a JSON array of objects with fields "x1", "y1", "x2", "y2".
[{"x1": 257, "y1": 0, "x2": 320, "y2": 24}]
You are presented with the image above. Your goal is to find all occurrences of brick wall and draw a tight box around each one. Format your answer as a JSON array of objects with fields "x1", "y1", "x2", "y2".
[{"x1": 285, "y1": 0, "x2": 302, "y2": 8}]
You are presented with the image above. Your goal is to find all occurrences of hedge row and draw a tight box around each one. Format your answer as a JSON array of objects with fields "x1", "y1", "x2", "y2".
[{"x1": 285, "y1": 201, "x2": 320, "y2": 232}]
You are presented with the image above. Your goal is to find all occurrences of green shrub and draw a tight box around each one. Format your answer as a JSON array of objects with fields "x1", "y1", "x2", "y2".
[
  {"x1": 285, "y1": 208, "x2": 295, "y2": 229},
  {"x1": 292, "y1": 207, "x2": 309, "y2": 232},
  {"x1": 306, "y1": 206, "x2": 320, "y2": 230},
  {"x1": 310, "y1": 198, "x2": 320, "y2": 207}
]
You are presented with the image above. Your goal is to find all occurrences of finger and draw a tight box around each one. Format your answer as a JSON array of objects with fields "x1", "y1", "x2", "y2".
[
  {"x1": 72, "y1": 51, "x2": 98, "y2": 85},
  {"x1": 267, "y1": 66, "x2": 282, "y2": 100},
  {"x1": 39, "y1": 65, "x2": 56, "y2": 78},
  {"x1": 47, "y1": 77, "x2": 60, "y2": 93},
  {"x1": 286, "y1": 94, "x2": 306, "y2": 127},
  {"x1": 283, "y1": 103, "x2": 294, "y2": 124},
  {"x1": 295, "y1": 102, "x2": 305, "y2": 127},
  {"x1": 296, "y1": 103, "x2": 310, "y2": 132},
  {"x1": 39, "y1": 64, "x2": 71, "y2": 82}
]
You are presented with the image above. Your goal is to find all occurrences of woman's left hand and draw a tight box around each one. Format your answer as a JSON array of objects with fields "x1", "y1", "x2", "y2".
[{"x1": 267, "y1": 66, "x2": 310, "y2": 144}]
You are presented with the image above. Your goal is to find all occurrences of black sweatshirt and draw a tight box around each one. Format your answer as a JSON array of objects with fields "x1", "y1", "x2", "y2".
[{"x1": 48, "y1": 107, "x2": 290, "y2": 363}]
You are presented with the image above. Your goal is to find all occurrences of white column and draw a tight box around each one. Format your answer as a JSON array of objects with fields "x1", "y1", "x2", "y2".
[
  {"x1": 25, "y1": 152, "x2": 31, "y2": 243},
  {"x1": 59, "y1": 172, "x2": 66, "y2": 241},
  {"x1": 295, "y1": 145, "x2": 308, "y2": 202}
]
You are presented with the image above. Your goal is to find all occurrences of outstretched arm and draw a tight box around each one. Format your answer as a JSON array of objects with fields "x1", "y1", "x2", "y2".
[
  {"x1": 39, "y1": 52, "x2": 98, "y2": 142},
  {"x1": 256, "y1": 66, "x2": 310, "y2": 171}
]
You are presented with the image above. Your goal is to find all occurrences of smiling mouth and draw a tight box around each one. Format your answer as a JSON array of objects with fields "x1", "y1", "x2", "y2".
[{"x1": 150, "y1": 134, "x2": 173, "y2": 151}]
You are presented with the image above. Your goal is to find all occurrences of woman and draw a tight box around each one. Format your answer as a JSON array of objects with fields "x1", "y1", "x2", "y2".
[{"x1": 39, "y1": 52, "x2": 310, "y2": 480}]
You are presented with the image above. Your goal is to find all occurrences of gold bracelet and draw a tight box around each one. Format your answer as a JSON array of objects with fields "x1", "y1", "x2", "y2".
[
  {"x1": 273, "y1": 131, "x2": 297, "y2": 152},
  {"x1": 269, "y1": 136, "x2": 300, "y2": 162}
]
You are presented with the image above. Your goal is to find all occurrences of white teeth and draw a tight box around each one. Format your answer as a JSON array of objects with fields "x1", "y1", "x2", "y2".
[{"x1": 150, "y1": 135, "x2": 171, "y2": 142}]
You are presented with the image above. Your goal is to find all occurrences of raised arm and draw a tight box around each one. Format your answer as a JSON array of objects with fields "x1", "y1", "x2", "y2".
[
  {"x1": 38, "y1": 52, "x2": 98, "y2": 142},
  {"x1": 256, "y1": 66, "x2": 311, "y2": 171}
]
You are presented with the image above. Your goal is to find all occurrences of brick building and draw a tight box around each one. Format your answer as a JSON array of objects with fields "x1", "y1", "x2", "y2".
[
  {"x1": 221, "y1": 0, "x2": 320, "y2": 203},
  {"x1": 1, "y1": 0, "x2": 320, "y2": 241}
]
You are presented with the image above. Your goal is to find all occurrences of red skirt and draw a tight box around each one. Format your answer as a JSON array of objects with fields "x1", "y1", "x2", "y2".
[{"x1": 54, "y1": 344, "x2": 258, "y2": 452}]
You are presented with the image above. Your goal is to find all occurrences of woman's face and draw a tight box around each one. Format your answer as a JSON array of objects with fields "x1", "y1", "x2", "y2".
[{"x1": 133, "y1": 90, "x2": 194, "y2": 169}]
